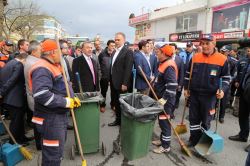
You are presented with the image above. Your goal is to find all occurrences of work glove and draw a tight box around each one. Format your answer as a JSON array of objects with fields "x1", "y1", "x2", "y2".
[
  {"x1": 65, "y1": 97, "x2": 81, "y2": 109},
  {"x1": 73, "y1": 97, "x2": 81, "y2": 107},
  {"x1": 158, "y1": 98, "x2": 167, "y2": 105}
]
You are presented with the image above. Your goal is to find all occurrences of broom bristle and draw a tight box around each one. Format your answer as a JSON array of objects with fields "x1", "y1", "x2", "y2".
[
  {"x1": 181, "y1": 145, "x2": 192, "y2": 157},
  {"x1": 20, "y1": 146, "x2": 33, "y2": 160},
  {"x1": 82, "y1": 159, "x2": 87, "y2": 166}
]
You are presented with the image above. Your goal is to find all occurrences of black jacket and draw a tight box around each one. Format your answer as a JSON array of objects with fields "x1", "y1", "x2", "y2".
[
  {"x1": 98, "y1": 47, "x2": 113, "y2": 80},
  {"x1": 111, "y1": 46, "x2": 134, "y2": 90},
  {"x1": 174, "y1": 55, "x2": 184, "y2": 87},
  {"x1": 0, "y1": 59, "x2": 25, "y2": 107},
  {"x1": 72, "y1": 55, "x2": 100, "y2": 92}
]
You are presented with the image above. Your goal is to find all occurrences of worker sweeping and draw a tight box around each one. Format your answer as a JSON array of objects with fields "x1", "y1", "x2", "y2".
[
  {"x1": 28, "y1": 39, "x2": 81, "y2": 166},
  {"x1": 151, "y1": 44, "x2": 178, "y2": 154},
  {"x1": 184, "y1": 34, "x2": 230, "y2": 147}
]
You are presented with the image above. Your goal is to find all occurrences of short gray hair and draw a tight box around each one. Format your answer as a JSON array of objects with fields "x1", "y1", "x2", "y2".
[
  {"x1": 81, "y1": 41, "x2": 92, "y2": 48},
  {"x1": 115, "y1": 32, "x2": 126, "y2": 40},
  {"x1": 28, "y1": 40, "x2": 40, "y2": 54}
]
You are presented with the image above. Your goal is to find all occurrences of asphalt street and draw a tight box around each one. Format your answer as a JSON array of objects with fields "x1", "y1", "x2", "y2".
[{"x1": 4, "y1": 90, "x2": 247, "y2": 166}]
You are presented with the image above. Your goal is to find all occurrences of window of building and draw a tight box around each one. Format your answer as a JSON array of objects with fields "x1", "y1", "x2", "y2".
[{"x1": 176, "y1": 13, "x2": 198, "y2": 32}]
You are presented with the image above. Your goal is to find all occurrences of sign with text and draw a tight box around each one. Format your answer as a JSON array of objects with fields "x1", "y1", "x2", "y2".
[
  {"x1": 212, "y1": 31, "x2": 245, "y2": 39},
  {"x1": 129, "y1": 14, "x2": 149, "y2": 25},
  {"x1": 169, "y1": 31, "x2": 202, "y2": 42}
]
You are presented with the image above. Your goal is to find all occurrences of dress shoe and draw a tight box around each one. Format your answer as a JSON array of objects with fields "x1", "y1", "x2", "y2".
[
  {"x1": 229, "y1": 134, "x2": 247, "y2": 142},
  {"x1": 219, "y1": 118, "x2": 224, "y2": 123},
  {"x1": 22, "y1": 136, "x2": 34, "y2": 142},
  {"x1": 67, "y1": 125, "x2": 74, "y2": 130},
  {"x1": 245, "y1": 144, "x2": 250, "y2": 152},
  {"x1": 100, "y1": 107, "x2": 106, "y2": 113},
  {"x1": 108, "y1": 120, "x2": 120, "y2": 126}
]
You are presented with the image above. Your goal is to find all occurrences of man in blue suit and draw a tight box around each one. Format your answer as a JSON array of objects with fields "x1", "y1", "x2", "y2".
[{"x1": 134, "y1": 40, "x2": 158, "y2": 95}]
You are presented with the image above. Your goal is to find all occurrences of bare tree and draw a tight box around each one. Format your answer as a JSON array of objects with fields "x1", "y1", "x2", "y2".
[
  {"x1": 0, "y1": 0, "x2": 8, "y2": 37},
  {"x1": 3, "y1": 0, "x2": 43, "y2": 40}
]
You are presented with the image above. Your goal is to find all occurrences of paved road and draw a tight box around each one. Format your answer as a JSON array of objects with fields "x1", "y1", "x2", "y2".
[{"x1": 4, "y1": 91, "x2": 247, "y2": 166}]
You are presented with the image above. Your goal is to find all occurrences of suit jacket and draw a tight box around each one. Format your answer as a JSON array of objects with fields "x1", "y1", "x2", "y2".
[
  {"x1": 24, "y1": 55, "x2": 40, "y2": 111},
  {"x1": 174, "y1": 55, "x2": 184, "y2": 87},
  {"x1": 0, "y1": 59, "x2": 25, "y2": 107},
  {"x1": 72, "y1": 55, "x2": 99, "y2": 92},
  {"x1": 134, "y1": 51, "x2": 152, "y2": 90},
  {"x1": 111, "y1": 46, "x2": 134, "y2": 90},
  {"x1": 150, "y1": 52, "x2": 158, "y2": 78}
]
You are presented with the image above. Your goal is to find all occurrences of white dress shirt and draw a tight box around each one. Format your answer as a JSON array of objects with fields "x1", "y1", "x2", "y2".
[{"x1": 112, "y1": 45, "x2": 124, "y2": 67}]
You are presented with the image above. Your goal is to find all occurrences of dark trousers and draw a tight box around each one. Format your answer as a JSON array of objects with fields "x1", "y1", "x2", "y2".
[
  {"x1": 110, "y1": 81, "x2": 124, "y2": 123},
  {"x1": 175, "y1": 86, "x2": 183, "y2": 108},
  {"x1": 239, "y1": 95, "x2": 250, "y2": 139},
  {"x1": 100, "y1": 78, "x2": 114, "y2": 108},
  {"x1": 158, "y1": 114, "x2": 171, "y2": 148},
  {"x1": 35, "y1": 113, "x2": 68, "y2": 166},
  {"x1": 219, "y1": 88, "x2": 229, "y2": 119},
  {"x1": 3, "y1": 104, "x2": 25, "y2": 143},
  {"x1": 189, "y1": 92, "x2": 216, "y2": 146}
]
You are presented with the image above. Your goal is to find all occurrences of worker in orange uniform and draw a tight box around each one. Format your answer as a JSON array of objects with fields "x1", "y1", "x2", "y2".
[{"x1": 29, "y1": 39, "x2": 81, "y2": 166}]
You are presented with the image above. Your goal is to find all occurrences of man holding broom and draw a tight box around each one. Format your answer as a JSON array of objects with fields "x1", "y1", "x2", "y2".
[
  {"x1": 151, "y1": 44, "x2": 178, "y2": 153},
  {"x1": 184, "y1": 34, "x2": 230, "y2": 147},
  {"x1": 29, "y1": 39, "x2": 80, "y2": 165}
]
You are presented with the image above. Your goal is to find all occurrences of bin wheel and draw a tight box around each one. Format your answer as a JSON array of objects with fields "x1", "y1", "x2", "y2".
[
  {"x1": 102, "y1": 142, "x2": 107, "y2": 156},
  {"x1": 70, "y1": 145, "x2": 75, "y2": 160},
  {"x1": 113, "y1": 140, "x2": 120, "y2": 155}
]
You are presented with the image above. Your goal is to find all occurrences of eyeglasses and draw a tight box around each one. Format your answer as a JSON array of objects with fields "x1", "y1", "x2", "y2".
[{"x1": 115, "y1": 39, "x2": 120, "y2": 41}]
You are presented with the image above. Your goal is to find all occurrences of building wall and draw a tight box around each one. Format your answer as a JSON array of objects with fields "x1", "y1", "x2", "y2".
[{"x1": 131, "y1": 0, "x2": 245, "y2": 42}]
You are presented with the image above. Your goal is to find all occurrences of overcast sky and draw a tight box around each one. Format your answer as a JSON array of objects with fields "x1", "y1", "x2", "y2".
[{"x1": 11, "y1": 0, "x2": 187, "y2": 42}]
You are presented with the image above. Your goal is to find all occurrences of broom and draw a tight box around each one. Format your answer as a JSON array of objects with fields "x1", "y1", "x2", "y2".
[
  {"x1": 0, "y1": 113, "x2": 32, "y2": 160},
  {"x1": 57, "y1": 40, "x2": 87, "y2": 166},
  {"x1": 138, "y1": 66, "x2": 192, "y2": 157}
]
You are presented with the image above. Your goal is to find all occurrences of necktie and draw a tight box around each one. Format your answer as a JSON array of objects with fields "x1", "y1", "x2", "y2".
[{"x1": 87, "y1": 57, "x2": 96, "y2": 85}]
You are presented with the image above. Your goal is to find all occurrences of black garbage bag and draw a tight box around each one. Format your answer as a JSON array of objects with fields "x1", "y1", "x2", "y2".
[
  {"x1": 75, "y1": 92, "x2": 104, "y2": 103},
  {"x1": 119, "y1": 94, "x2": 163, "y2": 123}
]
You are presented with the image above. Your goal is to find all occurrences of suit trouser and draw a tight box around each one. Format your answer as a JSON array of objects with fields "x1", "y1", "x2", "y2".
[
  {"x1": 3, "y1": 104, "x2": 25, "y2": 143},
  {"x1": 239, "y1": 95, "x2": 250, "y2": 139},
  {"x1": 110, "y1": 81, "x2": 123, "y2": 123},
  {"x1": 175, "y1": 86, "x2": 183, "y2": 108},
  {"x1": 158, "y1": 113, "x2": 171, "y2": 148},
  {"x1": 219, "y1": 88, "x2": 229, "y2": 119},
  {"x1": 34, "y1": 112, "x2": 68, "y2": 166},
  {"x1": 100, "y1": 78, "x2": 114, "y2": 108},
  {"x1": 189, "y1": 92, "x2": 216, "y2": 146}
]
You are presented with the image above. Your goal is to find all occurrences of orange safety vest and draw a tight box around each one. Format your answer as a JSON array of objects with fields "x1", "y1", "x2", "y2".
[
  {"x1": 158, "y1": 59, "x2": 178, "y2": 78},
  {"x1": 28, "y1": 59, "x2": 62, "y2": 91},
  {"x1": 192, "y1": 52, "x2": 227, "y2": 67},
  {"x1": 0, "y1": 61, "x2": 5, "y2": 68}
]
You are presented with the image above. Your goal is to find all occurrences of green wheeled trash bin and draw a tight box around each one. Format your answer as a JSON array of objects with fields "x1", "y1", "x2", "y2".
[
  {"x1": 73, "y1": 92, "x2": 101, "y2": 154},
  {"x1": 119, "y1": 94, "x2": 162, "y2": 161}
]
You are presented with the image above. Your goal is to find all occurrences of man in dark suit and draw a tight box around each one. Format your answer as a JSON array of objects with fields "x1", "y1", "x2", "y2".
[
  {"x1": 169, "y1": 43, "x2": 184, "y2": 109},
  {"x1": 72, "y1": 41, "x2": 99, "y2": 92},
  {"x1": 108, "y1": 32, "x2": 134, "y2": 126},
  {"x1": 134, "y1": 40, "x2": 157, "y2": 95},
  {"x1": 0, "y1": 53, "x2": 32, "y2": 145}
]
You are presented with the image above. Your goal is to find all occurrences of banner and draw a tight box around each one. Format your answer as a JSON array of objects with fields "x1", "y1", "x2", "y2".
[
  {"x1": 169, "y1": 31, "x2": 202, "y2": 42},
  {"x1": 212, "y1": 0, "x2": 250, "y2": 32}
]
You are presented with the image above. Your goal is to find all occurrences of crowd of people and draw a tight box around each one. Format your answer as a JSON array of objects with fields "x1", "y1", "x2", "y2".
[{"x1": 0, "y1": 32, "x2": 249, "y2": 165}]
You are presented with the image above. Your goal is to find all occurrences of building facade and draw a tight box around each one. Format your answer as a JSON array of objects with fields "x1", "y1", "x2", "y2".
[
  {"x1": 129, "y1": 0, "x2": 250, "y2": 43},
  {"x1": 32, "y1": 16, "x2": 66, "y2": 41}
]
